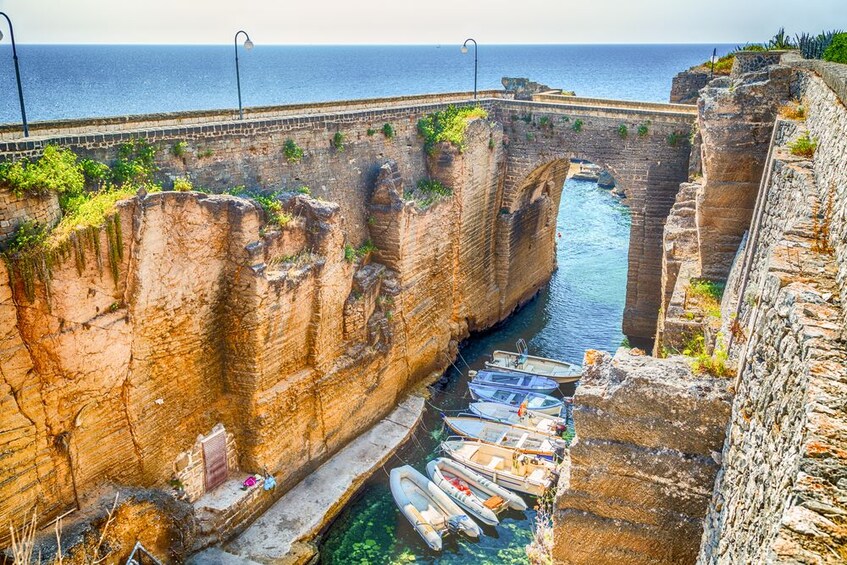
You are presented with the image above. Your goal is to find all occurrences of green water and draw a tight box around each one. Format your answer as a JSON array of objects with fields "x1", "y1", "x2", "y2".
[{"x1": 319, "y1": 179, "x2": 631, "y2": 564}]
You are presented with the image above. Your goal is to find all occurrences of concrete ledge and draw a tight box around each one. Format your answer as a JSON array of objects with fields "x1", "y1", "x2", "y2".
[{"x1": 220, "y1": 394, "x2": 425, "y2": 564}]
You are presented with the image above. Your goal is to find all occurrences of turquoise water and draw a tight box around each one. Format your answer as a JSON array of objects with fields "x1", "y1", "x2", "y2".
[{"x1": 319, "y1": 178, "x2": 631, "y2": 563}]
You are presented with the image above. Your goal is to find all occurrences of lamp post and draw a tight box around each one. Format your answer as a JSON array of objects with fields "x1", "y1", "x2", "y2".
[
  {"x1": 0, "y1": 12, "x2": 29, "y2": 137},
  {"x1": 461, "y1": 38, "x2": 478, "y2": 100},
  {"x1": 709, "y1": 47, "x2": 717, "y2": 80},
  {"x1": 234, "y1": 30, "x2": 254, "y2": 120}
]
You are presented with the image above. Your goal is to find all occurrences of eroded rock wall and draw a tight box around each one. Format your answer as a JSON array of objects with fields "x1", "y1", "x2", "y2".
[
  {"x1": 0, "y1": 114, "x2": 563, "y2": 547},
  {"x1": 553, "y1": 349, "x2": 732, "y2": 565}
]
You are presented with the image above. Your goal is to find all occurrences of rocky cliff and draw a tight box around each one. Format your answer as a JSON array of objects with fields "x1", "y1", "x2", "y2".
[{"x1": 0, "y1": 112, "x2": 562, "y2": 553}]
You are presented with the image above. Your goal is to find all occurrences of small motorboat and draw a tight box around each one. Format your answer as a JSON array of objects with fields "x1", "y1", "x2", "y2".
[
  {"x1": 468, "y1": 401, "x2": 568, "y2": 438},
  {"x1": 426, "y1": 457, "x2": 527, "y2": 526},
  {"x1": 469, "y1": 369, "x2": 558, "y2": 395},
  {"x1": 486, "y1": 339, "x2": 582, "y2": 383},
  {"x1": 468, "y1": 382, "x2": 564, "y2": 416},
  {"x1": 443, "y1": 416, "x2": 566, "y2": 458},
  {"x1": 441, "y1": 439, "x2": 556, "y2": 497},
  {"x1": 389, "y1": 465, "x2": 481, "y2": 551}
]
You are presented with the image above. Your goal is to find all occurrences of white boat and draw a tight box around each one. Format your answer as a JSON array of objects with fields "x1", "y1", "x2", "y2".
[
  {"x1": 441, "y1": 439, "x2": 556, "y2": 497},
  {"x1": 443, "y1": 416, "x2": 566, "y2": 458},
  {"x1": 469, "y1": 369, "x2": 558, "y2": 395},
  {"x1": 468, "y1": 401, "x2": 568, "y2": 438},
  {"x1": 389, "y1": 465, "x2": 481, "y2": 551},
  {"x1": 468, "y1": 382, "x2": 563, "y2": 416},
  {"x1": 485, "y1": 339, "x2": 582, "y2": 383},
  {"x1": 425, "y1": 457, "x2": 527, "y2": 526}
]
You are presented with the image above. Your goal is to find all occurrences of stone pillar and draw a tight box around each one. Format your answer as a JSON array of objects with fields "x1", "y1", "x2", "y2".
[{"x1": 553, "y1": 349, "x2": 732, "y2": 565}]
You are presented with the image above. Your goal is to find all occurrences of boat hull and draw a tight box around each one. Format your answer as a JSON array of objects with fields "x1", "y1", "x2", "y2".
[
  {"x1": 469, "y1": 369, "x2": 558, "y2": 395},
  {"x1": 486, "y1": 350, "x2": 582, "y2": 383},
  {"x1": 443, "y1": 416, "x2": 564, "y2": 458},
  {"x1": 468, "y1": 383, "x2": 563, "y2": 416},
  {"x1": 441, "y1": 440, "x2": 555, "y2": 497}
]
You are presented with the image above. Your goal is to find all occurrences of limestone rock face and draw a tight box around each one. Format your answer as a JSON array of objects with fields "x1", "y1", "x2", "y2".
[
  {"x1": 553, "y1": 349, "x2": 732, "y2": 565},
  {"x1": 0, "y1": 117, "x2": 562, "y2": 546},
  {"x1": 696, "y1": 65, "x2": 792, "y2": 280}
]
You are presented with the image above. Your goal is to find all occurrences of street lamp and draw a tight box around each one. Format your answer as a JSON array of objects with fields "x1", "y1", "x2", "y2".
[
  {"x1": 0, "y1": 12, "x2": 29, "y2": 137},
  {"x1": 461, "y1": 38, "x2": 478, "y2": 100},
  {"x1": 234, "y1": 30, "x2": 254, "y2": 120},
  {"x1": 709, "y1": 48, "x2": 718, "y2": 80}
]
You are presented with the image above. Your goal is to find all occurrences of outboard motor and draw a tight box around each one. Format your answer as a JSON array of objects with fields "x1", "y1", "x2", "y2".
[{"x1": 447, "y1": 514, "x2": 481, "y2": 539}]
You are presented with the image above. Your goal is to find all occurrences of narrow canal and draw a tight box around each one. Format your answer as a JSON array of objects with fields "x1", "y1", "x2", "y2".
[{"x1": 320, "y1": 177, "x2": 631, "y2": 564}]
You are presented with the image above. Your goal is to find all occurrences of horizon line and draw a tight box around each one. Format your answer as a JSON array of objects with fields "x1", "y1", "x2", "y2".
[{"x1": 6, "y1": 41, "x2": 743, "y2": 47}]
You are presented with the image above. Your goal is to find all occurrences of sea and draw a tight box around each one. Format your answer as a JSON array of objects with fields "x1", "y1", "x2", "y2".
[
  {"x1": 0, "y1": 44, "x2": 733, "y2": 564},
  {"x1": 0, "y1": 44, "x2": 732, "y2": 122}
]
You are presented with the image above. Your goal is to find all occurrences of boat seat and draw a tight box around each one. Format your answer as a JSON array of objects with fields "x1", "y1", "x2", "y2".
[
  {"x1": 483, "y1": 495, "x2": 505, "y2": 510},
  {"x1": 486, "y1": 456, "x2": 504, "y2": 470},
  {"x1": 420, "y1": 506, "x2": 445, "y2": 529},
  {"x1": 515, "y1": 433, "x2": 529, "y2": 449},
  {"x1": 528, "y1": 468, "x2": 547, "y2": 484}
]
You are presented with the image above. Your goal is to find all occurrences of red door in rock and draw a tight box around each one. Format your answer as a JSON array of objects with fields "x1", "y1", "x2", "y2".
[{"x1": 202, "y1": 430, "x2": 228, "y2": 491}]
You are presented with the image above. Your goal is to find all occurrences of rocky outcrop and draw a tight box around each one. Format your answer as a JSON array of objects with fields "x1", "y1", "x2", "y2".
[
  {"x1": 502, "y1": 77, "x2": 561, "y2": 100},
  {"x1": 553, "y1": 349, "x2": 732, "y2": 565},
  {"x1": 670, "y1": 70, "x2": 711, "y2": 105},
  {"x1": 696, "y1": 64, "x2": 792, "y2": 280},
  {"x1": 655, "y1": 181, "x2": 701, "y2": 352}
]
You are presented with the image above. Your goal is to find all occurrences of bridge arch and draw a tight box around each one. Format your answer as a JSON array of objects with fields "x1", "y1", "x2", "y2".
[{"x1": 496, "y1": 99, "x2": 695, "y2": 341}]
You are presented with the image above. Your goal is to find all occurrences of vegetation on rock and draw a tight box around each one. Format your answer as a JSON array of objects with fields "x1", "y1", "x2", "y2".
[
  {"x1": 283, "y1": 139, "x2": 304, "y2": 163},
  {"x1": 381, "y1": 123, "x2": 395, "y2": 139},
  {"x1": 0, "y1": 145, "x2": 84, "y2": 198},
  {"x1": 417, "y1": 105, "x2": 488, "y2": 154},
  {"x1": 331, "y1": 131, "x2": 345, "y2": 152},
  {"x1": 789, "y1": 133, "x2": 818, "y2": 157}
]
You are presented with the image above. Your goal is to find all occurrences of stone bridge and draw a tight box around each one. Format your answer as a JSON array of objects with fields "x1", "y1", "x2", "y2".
[{"x1": 0, "y1": 90, "x2": 695, "y2": 341}]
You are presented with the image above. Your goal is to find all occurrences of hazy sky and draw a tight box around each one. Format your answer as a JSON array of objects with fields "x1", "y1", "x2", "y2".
[{"x1": 0, "y1": 0, "x2": 843, "y2": 45}]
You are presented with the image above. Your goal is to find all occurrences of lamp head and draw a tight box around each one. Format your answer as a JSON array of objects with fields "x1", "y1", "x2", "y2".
[
  {"x1": 461, "y1": 45, "x2": 468, "y2": 54},
  {"x1": 244, "y1": 38, "x2": 254, "y2": 51}
]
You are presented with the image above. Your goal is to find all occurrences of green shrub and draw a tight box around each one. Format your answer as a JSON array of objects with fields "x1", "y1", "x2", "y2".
[
  {"x1": 538, "y1": 116, "x2": 550, "y2": 128},
  {"x1": 796, "y1": 30, "x2": 842, "y2": 60},
  {"x1": 688, "y1": 278, "x2": 725, "y2": 319},
  {"x1": 112, "y1": 139, "x2": 157, "y2": 186},
  {"x1": 637, "y1": 124, "x2": 649, "y2": 137},
  {"x1": 416, "y1": 105, "x2": 488, "y2": 154},
  {"x1": 343, "y1": 243, "x2": 356, "y2": 263},
  {"x1": 283, "y1": 139, "x2": 304, "y2": 163},
  {"x1": 51, "y1": 187, "x2": 137, "y2": 245},
  {"x1": 701, "y1": 53, "x2": 735, "y2": 75},
  {"x1": 789, "y1": 133, "x2": 818, "y2": 157},
  {"x1": 366, "y1": 128, "x2": 376, "y2": 136},
  {"x1": 332, "y1": 132, "x2": 345, "y2": 152},
  {"x1": 198, "y1": 148, "x2": 214, "y2": 159},
  {"x1": 80, "y1": 158, "x2": 112, "y2": 189},
  {"x1": 382, "y1": 123, "x2": 395, "y2": 139},
  {"x1": 572, "y1": 119, "x2": 583, "y2": 133},
  {"x1": 1, "y1": 220, "x2": 48, "y2": 255},
  {"x1": 617, "y1": 124, "x2": 628, "y2": 139},
  {"x1": 173, "y1": 177, "x2": 193, "y2": 192},
  {"x1": 0, "y1": 145, "x2": 84, "y2": 198},
  {"x1": 667, "y1": 132, "x2": 684, "y2": 147},
  {"x1": 223, "y1": 187, "x2": 292, "y2": 227},
  {"x1": 297, "y1": 185, "x2": 311, "y2": 195},
  {"x1": 417, "y1": 178, "x2": 451, "y2": 198},
  {"x1": 171, "y1": 141, "x2": 188, "y2": 158},
  {"x1": 823, "y1": 33, "x2": 847, "y2": 63}
]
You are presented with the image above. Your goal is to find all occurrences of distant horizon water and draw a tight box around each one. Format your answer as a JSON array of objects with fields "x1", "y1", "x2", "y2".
[{"x1": 0, "y1": 44, "x2": 734, "y2": 124}]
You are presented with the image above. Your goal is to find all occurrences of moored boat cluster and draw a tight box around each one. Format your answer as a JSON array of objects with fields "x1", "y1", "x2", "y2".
[{"x1": 389, "y1": 340, "x2": 579, "y2": 551}]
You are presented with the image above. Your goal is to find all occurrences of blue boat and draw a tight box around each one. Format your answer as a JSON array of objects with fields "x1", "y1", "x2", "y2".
[
  {"x1": 469, "y1": 369, "x2": 558, "y2": 395},
  {"x1": 467, "y1": 382, "x2": 563, "y2": 416}
]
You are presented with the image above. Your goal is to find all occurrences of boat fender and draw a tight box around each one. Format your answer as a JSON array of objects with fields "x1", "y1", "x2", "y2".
[{"x1": 468, "y1": 370, "x2": 477, "y2": 378}]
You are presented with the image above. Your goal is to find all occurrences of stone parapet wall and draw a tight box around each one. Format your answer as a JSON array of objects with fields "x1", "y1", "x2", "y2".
[
  {"x1": 554, "y1": 349, "x2": 732, "y2": 565},
  {"x1": 0, "y1": 90, "x2": 510, "y2": 142},
  {"x1": 731, "y1": 50, "x2": 787, "y2": 78},
  {"x1": 0, "y1": 186, "x2": 61, "y2": 241}
]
